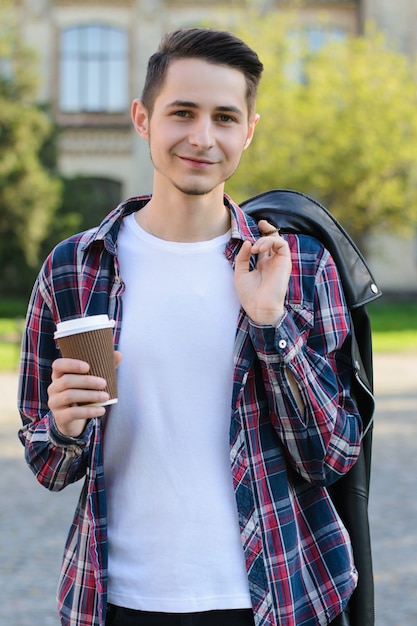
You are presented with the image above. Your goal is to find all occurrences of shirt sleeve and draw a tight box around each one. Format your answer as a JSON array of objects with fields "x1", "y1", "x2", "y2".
[
  {"x1": 17, "y1": 266, "x2": 92, "y2": 492},
  {"x1": 248, "y1": 239, "x2": 362, "y2": 486}
]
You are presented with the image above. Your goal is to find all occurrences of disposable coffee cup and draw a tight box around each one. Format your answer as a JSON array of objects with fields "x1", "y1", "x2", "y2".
[{"x1": 54, "y1": 315, "x2": 117, "y2": 406}]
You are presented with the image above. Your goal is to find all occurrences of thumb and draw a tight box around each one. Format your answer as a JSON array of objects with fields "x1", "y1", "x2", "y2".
[
  {"x1": 234, "y1": 240, "x2": 253, "y2": 276},
  {"x1": 114, "y1": 350, "x2": 123, "y2": 368}
]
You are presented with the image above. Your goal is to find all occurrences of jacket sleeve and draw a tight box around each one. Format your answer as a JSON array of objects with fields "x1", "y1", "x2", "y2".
[
  {"x1": 17, "y1": 265, "x2": 92, "y2": 492},
  {"x1": 249, "y1": 237, "x2": 362, "y2": 486}
]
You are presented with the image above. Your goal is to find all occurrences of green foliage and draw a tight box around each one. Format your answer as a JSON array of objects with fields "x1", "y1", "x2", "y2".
[
  {"x1": 225, "y1": 12, "x2": 417, "y2": 249},
  {"x1": 0, "y1": 297, "x2": 27, "y2": 318},
  {"x1": 40, "y1": 176, "x2": 122, "y2": 258},
  {"x1": 0, "y1": 2, "x2": 61, "y2": 294}
]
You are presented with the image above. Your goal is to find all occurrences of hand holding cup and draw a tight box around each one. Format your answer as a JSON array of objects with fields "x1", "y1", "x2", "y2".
[{"x1": 48, "y1": 315, "x2": 119, "y2": 438}]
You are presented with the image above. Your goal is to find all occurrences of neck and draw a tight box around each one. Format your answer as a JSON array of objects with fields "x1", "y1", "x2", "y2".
[{"x1": 136, "y1": 187, "x2": 231, "y2": 242}]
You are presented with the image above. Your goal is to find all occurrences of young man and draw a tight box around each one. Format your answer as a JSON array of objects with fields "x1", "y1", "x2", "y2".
[{"x1": 18, "y1": 28, "x2": 362, "y2": 626}]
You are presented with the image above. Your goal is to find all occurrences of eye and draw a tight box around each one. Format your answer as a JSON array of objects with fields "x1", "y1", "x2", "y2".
[
  {"x1": 174, "y1": 110, "x2": 191, "y2": 118},
  {"x1": 217, "y1": 114, "x2": 235, "y2": 123}
]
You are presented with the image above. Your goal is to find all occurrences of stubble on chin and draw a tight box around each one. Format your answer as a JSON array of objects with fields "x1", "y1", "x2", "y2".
[
  {"x1": 149, "y1": 150, "x2": 213, "y2": 197},
  {"x1": 172, "y1": 182, "x2": 212, "y2": 197}
]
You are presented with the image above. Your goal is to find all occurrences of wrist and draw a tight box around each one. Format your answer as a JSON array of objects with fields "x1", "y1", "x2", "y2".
[
  {"x1": 52, "y1": 415, "x2": 88, "y2": 440},
  {"x1": 249, "y1": 308, "x2": 284, "y2": 327}
]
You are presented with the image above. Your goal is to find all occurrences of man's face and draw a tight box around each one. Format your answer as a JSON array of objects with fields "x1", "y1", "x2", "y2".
[{"x1": 132, "y1": 57, "x2": 258, "y2": 198}]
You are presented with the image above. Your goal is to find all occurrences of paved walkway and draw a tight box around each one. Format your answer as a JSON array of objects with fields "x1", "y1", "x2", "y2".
[{"x1": 1, "y1": 354, "x2": 416, "y2": 625}]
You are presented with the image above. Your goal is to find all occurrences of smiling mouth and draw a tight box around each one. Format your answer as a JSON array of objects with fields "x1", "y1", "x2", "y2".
[{"x1": 178, "y1": 156, "x2": 216, "y2": 167}]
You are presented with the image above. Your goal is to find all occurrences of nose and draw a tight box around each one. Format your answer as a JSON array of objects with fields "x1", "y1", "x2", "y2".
[{"x1": 188, "y1": 116, "x2": 215, "y2": 149}]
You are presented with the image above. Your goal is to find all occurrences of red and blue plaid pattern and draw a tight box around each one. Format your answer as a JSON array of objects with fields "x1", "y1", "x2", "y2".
[{"x1": 18, "y1": 195, "x2": 361, "y2": 626}]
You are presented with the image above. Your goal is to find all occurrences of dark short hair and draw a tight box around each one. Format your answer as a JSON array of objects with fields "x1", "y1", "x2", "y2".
[{"x1": 141, "y1": 28, "x2": 264, "y2": 118}]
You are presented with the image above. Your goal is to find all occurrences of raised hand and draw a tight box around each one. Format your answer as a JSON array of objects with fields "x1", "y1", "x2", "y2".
[{"x1": 234, "y1": 220, "x2": 292, "y2": 326}]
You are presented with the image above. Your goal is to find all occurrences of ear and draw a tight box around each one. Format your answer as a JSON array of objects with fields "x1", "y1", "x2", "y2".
[
  {"x1": 131, "y1": 99, "x2": 150, "y2": 140},
  {"x1": 243, "y1": 113, "x2": 260, "y2": 150}
]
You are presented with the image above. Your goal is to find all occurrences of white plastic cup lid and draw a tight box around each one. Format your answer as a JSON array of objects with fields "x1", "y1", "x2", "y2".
[{"x1": 54, "y1": 315, "x2": 115, "y2": 339}]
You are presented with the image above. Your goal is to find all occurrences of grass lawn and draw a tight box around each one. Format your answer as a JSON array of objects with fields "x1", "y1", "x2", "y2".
[
  {"x1": 367, "y1": 301, "x2": 417, "y2": 353},
  {"x1": 0, "y1": 342, "x2": 21, "y2": 372},
  {"x1": 0, "y1": 301, "x2": 416, "y2": 372},
  {"x1": 0, "y1": 317, "x2": 25, "y2": 372}
]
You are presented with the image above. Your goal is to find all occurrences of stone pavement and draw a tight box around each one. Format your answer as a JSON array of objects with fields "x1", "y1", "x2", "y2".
[{"x1": 1, "y1": 354, "x2": 416, "y2": 626}]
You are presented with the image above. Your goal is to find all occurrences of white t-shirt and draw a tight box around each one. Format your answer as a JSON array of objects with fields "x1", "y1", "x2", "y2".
[{"x1": 104, "y1": 213, "x2": 252, "y2": 612}]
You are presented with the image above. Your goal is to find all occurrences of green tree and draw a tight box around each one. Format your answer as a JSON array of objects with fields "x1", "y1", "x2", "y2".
[
  {"x1": 0, "y1": 3, "x2": 61, "y2": 295},
  {"x1": 226, "y1": 13, "x2": 417, "y2": 252},
  {"x1": 40, "y1": 176, "x2": 122, "y2": 259}
]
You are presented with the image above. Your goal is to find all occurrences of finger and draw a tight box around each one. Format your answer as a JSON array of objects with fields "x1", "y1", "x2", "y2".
[
  {"x1": 47, "y1": 375, "x2": 109, "y2": 412},
  {"x1": 234, "y1": 240, "x2": 253, "y2": 275},
  {"x1": 53, "y1": 372, "x2": 108, "y2": 392},
  {"x1": 49, "y1": 400, "x2": 106, "y2": 438},
  {"x1": 49, "y1": 387, "x2": 110, "y2": 411},
  {"x1": 258, "y1": 219, "x2": 280, "y2": 237},
  {"x1": 56, "y1": 404, "x2": 107, "y2": 423},
  {"x1": 52, "y1": 358, "x2": 90, "y2": 380},
  {"x1": 252, "y1": 234, "x2": 288, "y2": 255}
]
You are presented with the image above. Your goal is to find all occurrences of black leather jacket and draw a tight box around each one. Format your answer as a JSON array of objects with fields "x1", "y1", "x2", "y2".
[{"x1": 242, "y1": 190, "x2": 382, "y2": 626}]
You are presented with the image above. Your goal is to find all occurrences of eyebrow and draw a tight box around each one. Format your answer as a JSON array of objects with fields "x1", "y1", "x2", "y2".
[{"x1": 166, "y1": 100, "x2": 244, "y2": 116}]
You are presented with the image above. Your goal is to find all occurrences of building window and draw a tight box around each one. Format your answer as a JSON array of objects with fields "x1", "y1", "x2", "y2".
[
  {"x1": 303, "y1": 26, "x2": 346, "y2": 52},
  {"x1": 60, "y1": 24, "x2": 128, "y2": 113}
]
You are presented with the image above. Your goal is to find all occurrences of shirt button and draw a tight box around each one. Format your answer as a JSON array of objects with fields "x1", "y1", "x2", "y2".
[{"x1": 278, "y1": 339, "x2": 287, "y2": 349}]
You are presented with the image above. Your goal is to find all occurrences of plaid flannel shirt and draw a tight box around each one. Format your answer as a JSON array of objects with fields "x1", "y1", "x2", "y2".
[{"x1": 18, "y1": 195, "x2": 361, "y2": 626}]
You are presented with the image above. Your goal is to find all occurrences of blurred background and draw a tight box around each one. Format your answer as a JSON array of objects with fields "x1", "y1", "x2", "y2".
[
  {"x1": 1, "y1": 0, "x2": 417, "y2": 304},
  {"x1": 1, "y1": 2, "x2": 417, "y2": 625}
]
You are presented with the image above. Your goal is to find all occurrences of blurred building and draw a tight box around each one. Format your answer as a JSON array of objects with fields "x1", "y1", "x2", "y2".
[
  {"x1": 364, "y1": 0, "x2": 417, "y2": 56},
  {"x1": 15, "y1": 0, "x2": 417, "y2": 293},
  {"x1": 362, "y1": 0, "x2": 417, "y2": 294},
  {"x1": 16, "y1": 0, "x2": 362, "y2": 198}
]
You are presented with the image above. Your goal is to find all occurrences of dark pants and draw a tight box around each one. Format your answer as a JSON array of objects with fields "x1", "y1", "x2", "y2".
[{"x1": 105, "y1": 605, "x2": 255, "y2": 626}]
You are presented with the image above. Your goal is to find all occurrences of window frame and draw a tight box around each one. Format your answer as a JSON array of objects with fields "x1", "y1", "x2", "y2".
[{"x1": 58, "y1": 23, "x2": 129, "y2": 117}]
